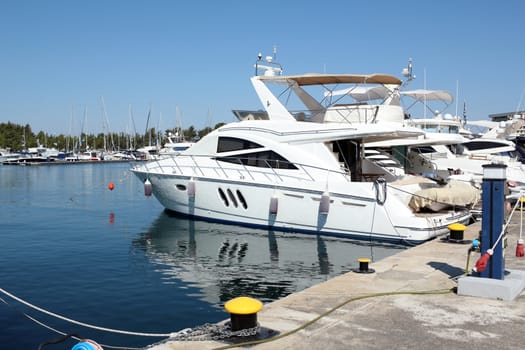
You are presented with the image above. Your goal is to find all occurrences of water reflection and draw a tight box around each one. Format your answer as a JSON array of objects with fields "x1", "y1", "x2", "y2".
[{"x1": 132, "y1": 211, "x2": 405, "y2": 304}]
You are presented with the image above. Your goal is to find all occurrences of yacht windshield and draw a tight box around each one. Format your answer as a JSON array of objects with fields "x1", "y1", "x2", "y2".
[{"x1": 217, "y1": 137, "x2": 262, "y2": 153}]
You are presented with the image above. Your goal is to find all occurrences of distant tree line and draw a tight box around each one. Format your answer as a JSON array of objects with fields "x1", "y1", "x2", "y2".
[{"x1": 0, "y1": 121, "x2": 226, "y2": 152}]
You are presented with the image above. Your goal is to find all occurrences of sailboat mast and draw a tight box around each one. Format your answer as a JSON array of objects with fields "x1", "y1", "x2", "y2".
[
  {"x1": 455, "y1": 80, "x2": 459, "y2": 118},
  {"x1": 144, "y1": 105, "x2": 151, "y2": 147}
]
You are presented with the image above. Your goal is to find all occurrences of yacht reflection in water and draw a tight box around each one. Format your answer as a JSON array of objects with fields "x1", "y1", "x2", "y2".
[{"x1": 132, "y1": 211, "x2": 405, "y2": 305}]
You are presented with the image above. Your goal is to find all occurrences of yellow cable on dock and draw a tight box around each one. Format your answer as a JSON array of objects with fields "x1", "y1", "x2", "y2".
[{"x1": 213, "y1": 288, "x2": 454, "y2": 350}]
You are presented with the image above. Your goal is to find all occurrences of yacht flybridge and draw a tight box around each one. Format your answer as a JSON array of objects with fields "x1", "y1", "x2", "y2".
[
  {"x1": 250, "y1": 72, "x2": 406, "y2": 124},
  {"x1": 131, "y1": 119, "x2": 474, "y2": 244},
  {"x1": 249, "y1": 54, "x2": 525, "y2": 189}
]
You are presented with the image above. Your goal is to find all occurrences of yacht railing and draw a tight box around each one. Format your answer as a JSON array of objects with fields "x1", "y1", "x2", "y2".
[
  {"x1": 289, "y1": 105, "x2": 379, "y2": 124},
  {"x1": 409, "y1": 150, "x2": 440, "y2": 176},
  {"x1": 419, "y1": 151, "x2": 449, "y2": 160},
  {"x1": 139, "y1": 154, "x2": 352, "y2": 184},
  {"x1": 329, "y1": 105, "x2": 379, "y2": 124},
  {"x1": 390, "y1": 147, "x2": 415, "y2": 169}
]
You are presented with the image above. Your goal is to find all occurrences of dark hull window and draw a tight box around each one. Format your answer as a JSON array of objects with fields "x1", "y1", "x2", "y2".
[
  {"x1": 227, "y1": 188, "x2": 238, "y2": 207},
  {"x1": 218, "y1": 188, "x2": 229, "y2": 206},
  {"x1": 237, "y1": 190, "x2": 248, "y2": 209}
]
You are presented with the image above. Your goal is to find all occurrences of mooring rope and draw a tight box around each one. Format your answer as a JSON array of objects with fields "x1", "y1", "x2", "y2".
[
  {"x1": 489, "y1": 195, "x2": 521, "y2": 251},
  {"x1": 26, "y1": 312, "x2": 142, "y2": 350},
  {"x1": 0, "y1": 287, "x2": 173, "y2": 338}
]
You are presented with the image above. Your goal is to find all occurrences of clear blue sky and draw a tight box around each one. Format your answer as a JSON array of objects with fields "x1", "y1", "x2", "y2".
[{"x1": 2, "y1": 0, "x2": 525, "y2": 136}]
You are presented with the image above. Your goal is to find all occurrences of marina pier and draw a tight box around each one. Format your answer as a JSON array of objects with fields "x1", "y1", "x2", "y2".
[{"x1": 147, "y1": 213, "x2": 525, "y2": 350}]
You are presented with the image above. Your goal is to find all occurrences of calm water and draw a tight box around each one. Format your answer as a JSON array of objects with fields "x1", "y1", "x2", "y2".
[{"x1": 0, "y1": 162, "x2": 405, "y2": 349}]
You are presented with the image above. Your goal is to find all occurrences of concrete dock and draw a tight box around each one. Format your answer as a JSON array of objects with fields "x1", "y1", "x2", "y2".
[{"x1": 146, "y1": 213, "x2": 525, "y2": 350}]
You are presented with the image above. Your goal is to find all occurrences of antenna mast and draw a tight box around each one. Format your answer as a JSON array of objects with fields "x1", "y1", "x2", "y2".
[
  {"x1": 254, "y1": 46, "x2": 283, "y2": 77},
  {"x1": 401, "y1": 58, "x2": 416, "y2": 87}
]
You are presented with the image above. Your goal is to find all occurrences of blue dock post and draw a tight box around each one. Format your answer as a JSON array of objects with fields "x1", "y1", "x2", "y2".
[{"x1": 480, "y1": 163, "x2": 507, "y2": 280}]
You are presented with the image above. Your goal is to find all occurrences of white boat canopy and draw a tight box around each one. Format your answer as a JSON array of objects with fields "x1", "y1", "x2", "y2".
[
  {"x1": 257, "y1": 73, "x2": 402, "y2": 86},
  {"x1": 325, "y1": 89, "x2": 454, "y2": 106},
  {"x1": 464, "y1": 120, "x2": 499, "y2": 129},
  {"x1": 401, "y1": 89, "x2": 454, "y2": 103},
  {"x1": 323, "y1": 85, "x2": 391, "y2": 101}
]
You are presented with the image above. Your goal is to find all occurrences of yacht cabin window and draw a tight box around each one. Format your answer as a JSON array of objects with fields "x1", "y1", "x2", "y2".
[
  {"x1": 411, "y1": 146, "x2": 435, "y2": 154},
  {"x1": 463, "y1": 141, "x2": 510, "y2": 151},
  {"x1": 217, "y1": 137, "x2": 262, "y2": 153},
  {"x1": 420, "y1": 125, "x2": 459, "y2": 134},
  {"x1": 216, "y1": 150, "x2": 298, "y2": 170}
]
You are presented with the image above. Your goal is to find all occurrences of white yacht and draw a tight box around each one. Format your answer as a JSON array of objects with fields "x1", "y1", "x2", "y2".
[
  {"x1": 1, "y1": 144, "x2": 64, "y2": 164},
  {"x1": 158, "y1": 131, "x2": 193, "y2": 157},
  {"x1": 0, "y1": 148, "x2": 22, "y2": 164},
  {"x1": 401, "y1": 89, "x2": 472, "y2": 141},
  {"x1": 131, "y1": 119, "x2": 473, "y2": 244},
  {"x1": 131, "y1": 56, "x2": 479, "y2": 244},
  {"x1": 137, "y1": 132, "x2": 193, "y2": 160},
  {"x1": 406, "y1": 118, "x2": 525, "y2": 187}
]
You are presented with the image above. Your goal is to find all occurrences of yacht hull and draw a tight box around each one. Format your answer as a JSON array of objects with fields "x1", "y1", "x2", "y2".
[{"x1": 132, "y1": 169, "x2": 470, "y2": 245}]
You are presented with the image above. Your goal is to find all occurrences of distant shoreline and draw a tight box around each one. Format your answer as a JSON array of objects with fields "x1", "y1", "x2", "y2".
[{"x1": 1, "y1": 158, "x2": 146, "y2": 166}]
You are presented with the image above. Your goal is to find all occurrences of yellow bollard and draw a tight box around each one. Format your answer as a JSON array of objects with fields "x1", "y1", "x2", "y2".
[
  {"x1": 352, "y1": 257, "x2": 375, "y2": 274},
  {"x1": 448, "y1": 223, "x2": 467, "y2": 241},
  {"x1": 224, "y1": 296, "x2": 263, "y2": 331}
]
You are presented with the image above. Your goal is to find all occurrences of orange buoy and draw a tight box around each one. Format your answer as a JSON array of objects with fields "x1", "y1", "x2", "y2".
[{"x1": 108, "y1": 181, "x2": 115, "y2": 191}]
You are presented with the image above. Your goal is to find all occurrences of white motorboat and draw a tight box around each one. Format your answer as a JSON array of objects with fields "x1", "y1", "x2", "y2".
[
  {"x1": 406, "y1": 119, "x2": 525, "y2": 187},
  {"x1": 401, "y1": 89, "x2": 472, "y2": 141},
  {"x1": 131, "y1": 119, "x2": 473, "y2": 244},
  {"x1": 158, "y1": 131, "x2": 193, "y2": 157},
  {"x1": 394, "y1": 89, "x2": 525, "y2": 185},
  {"x1": 136, "y1": 132, "x2": 194, "y2": 160},
  {"x1": 0, "y1": 148, "x2": 22, "y2": 164},
  {"x1": 1, "y1": 144, "x2": 64, "y2": 164},
  {"x1": 75, "y1": 150, "x2": 101, "y2": 161},
  {"x1": 365, "y1": 112, "x2": 471, "y2": 182}
]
